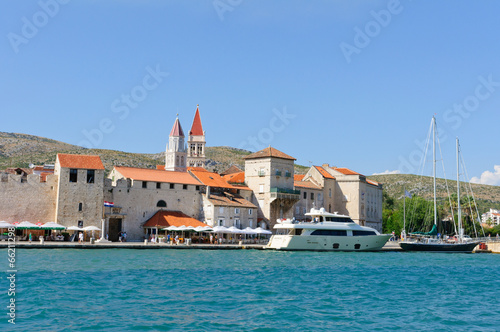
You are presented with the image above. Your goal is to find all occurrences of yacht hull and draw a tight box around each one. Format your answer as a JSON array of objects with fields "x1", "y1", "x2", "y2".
[
  {"x1": 266, "y1": 234, "x2": 392, "y2": 251},
  {"x1": 400, "y1": 241, "x2": 480, "y2": 252}
]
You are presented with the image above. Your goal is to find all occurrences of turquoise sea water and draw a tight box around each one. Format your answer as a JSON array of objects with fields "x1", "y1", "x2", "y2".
[{"x1": 1, "y1": 249, "x2": 499, "y2": 331}]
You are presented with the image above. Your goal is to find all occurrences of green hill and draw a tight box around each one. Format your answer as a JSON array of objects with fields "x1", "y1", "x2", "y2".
[{"x1": 0, "y1": 132, "x2": 308, "y2": 174}]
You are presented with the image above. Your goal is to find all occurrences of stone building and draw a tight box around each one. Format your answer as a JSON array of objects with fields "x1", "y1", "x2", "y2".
[
  {"x1": 243, "y1": 147, "x2": 300, "y2": 230},
  {"x1": 293, "y1": 164, "x2": 383, "y2": 232}
]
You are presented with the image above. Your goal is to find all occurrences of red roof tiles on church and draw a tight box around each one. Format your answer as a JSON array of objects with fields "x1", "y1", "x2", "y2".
[
  {"x1": 294, "y1": 180, "x2": 321, "y2": 189},
  {"x1": 205, "y1": 193, "x2": 257, "y2": 208},
  {"x1": 114, "y1": 166, "x2": 201, "y2": 185},
  {"x1": 189, "y1": 105, "x2": 204, "y2": 136},
  {"x1": 143, "y1": 210, "x2": 207, "y2": 228},
  {"x1": 170, "y1": 117, "x2": 184, "y2": 137},
  {"x1": 243, "y1": 147, "x2": 295, "y2": 160},
  {"x1": 314, "y1": 166, "x2": 335, "y2": 179},
  {"x1": 57, "y1": 154, "x2": 105, "y2": 170}
]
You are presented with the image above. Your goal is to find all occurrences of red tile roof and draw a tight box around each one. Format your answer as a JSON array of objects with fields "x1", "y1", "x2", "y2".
[
  {"x1": 334, "y1": 167, "x2": 361, "y2": 176},
  {"x1": 143, "y1": 210, "x2": 208, "y2": 228},
  {"x1": 156, "y1": 165, "x2": 165, "y2": 170},
  {"x1": 366, "y1": 179, "x2": 380, "y2": 186},
  {"x1": 243, "y1": 146, "x2": 295, "y2": 160},
  {"x1": 114, "y1": 166, "x2": 201, "y2": 185},
  {"x1": 57, "y1": 154, "x2": 104, "y2": 170},
  {"x1": 314, "y1": 166, "x2": 335, "y2": 179},
  {"x1": 170, "y1": 117, "x2": 185, "y2": 137},
  {"x1": 223, "y1": 171, "x2": 246, "y2": 184},
  {"x1": 205, "y1": 193, "x2": 257, "y2": 208},
  {"x1": 294, "y1": 174, "x2": 305, "y2": 181},
  {"x1": 221, "y1": 165, "x2": 243, "y2": 176},
  {"x1": 294, "y1": 180, "x2": 321, "y2": 190},
  {"x1": 189, "y1": 105, "x2": 204, "y2": 136},
  {"x1": 189, "y1": 169, "x2": 235, "y2": 189}
]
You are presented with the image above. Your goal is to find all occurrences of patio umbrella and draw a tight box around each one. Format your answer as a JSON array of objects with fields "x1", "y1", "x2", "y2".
[
  {"x1": 0, "y1": 221, "x2": 13, "y2": 228},
  {"x1": 254, "y1": 227, "x2": 272, "y2": 235},
  {"x1": 16, "y1": 221, "x2": 41, "y2": 230},
  {"x1": 67, "y1": 226, "x2": 84, "y2": 231},
  {"x1": 41, "y1": 222, "x2": 66, "y2": 230},
  {"x1": 242, "y1": 227, "x2": 257, "y2": 235},
  {"x1": 227, "y1": 226, "x2": 244, "y2": 234},
  {"x1": 212, "y1": 226, "x2": 230, "y2": 233}
]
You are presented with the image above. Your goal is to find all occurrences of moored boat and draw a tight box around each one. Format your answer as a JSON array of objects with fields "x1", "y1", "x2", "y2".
[{"x1": 265, "y1": 207, "x2": 392, "y2": 251}]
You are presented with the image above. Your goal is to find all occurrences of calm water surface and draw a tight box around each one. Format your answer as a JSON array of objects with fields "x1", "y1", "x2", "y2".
[{"x1": 1, "y1": 249, "x2": 499, "y2": 331}]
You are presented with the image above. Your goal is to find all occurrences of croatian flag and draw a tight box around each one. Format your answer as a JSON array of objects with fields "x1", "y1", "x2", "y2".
[{"x1": 104, "y1": 201, "x2": 114, "y2": 207}]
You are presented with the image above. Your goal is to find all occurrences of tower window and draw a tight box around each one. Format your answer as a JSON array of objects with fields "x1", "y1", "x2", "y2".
[
  {"x1": 142, "y1": 181, "x2": 148, "y2": 189},
  {"x1": 87, "y1": 170, "x2": 95, "y2": 184},
  {"x1": 303, "y1": 191, "x2": 307, "y2": 199},
  {"x1": 78, "y1": 202, "x2": 83, "y2": 212},
  {"x1": 69, "y1": 169, "x2": 78, "y2": 183},
  {"x1": 157, "y1": 200, "x2": 167, "y2": 208},
  {"x1": 156, "y1": 182, "x2": 161, "y2": 189},
  {"x1": 183, "y1": 184, "x2": 188, "y2": 190},
  {"x1": 170, "y1": 183, "x2": 175, "y2": 189}
]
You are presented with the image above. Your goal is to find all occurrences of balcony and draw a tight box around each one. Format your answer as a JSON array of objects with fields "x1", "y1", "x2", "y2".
[
  {"x1": 258, "y1": 171, "x2": 266, "y2": 177},
  {"x1": 270, "y1": 187, "x2": 300, "y2": 202}
]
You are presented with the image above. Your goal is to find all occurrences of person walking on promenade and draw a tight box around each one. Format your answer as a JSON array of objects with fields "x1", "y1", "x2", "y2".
[
  {"x1": 210, "y1": 234, "x2": 213, "y2": 244},
  {"x1": 78, "y1": 232, "x2": 84, "y2": 244},
  {"x1": 29, "y1": 233, "x2": 32, "y2": 243}
]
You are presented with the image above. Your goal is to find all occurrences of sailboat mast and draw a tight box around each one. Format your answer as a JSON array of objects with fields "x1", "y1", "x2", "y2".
[
  {"x1": 433, "y1": 116, "x2": 437, "y2": 226},
  {"x1": 457, "y1": 137, "x2": 462, "y2": 242}
]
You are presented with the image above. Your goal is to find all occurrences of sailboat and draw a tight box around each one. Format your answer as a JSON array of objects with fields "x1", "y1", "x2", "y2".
[{"x1": 400, "y1": 117, "x2": 480, "y2": 252}]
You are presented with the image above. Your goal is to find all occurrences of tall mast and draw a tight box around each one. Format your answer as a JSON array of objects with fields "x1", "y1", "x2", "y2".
[
  {"x1": 433, "y1": 116, "x2": 437, "y2": 226},
  {"x1": 457, "y1": 137, "x2": 462, "y2": 242}
]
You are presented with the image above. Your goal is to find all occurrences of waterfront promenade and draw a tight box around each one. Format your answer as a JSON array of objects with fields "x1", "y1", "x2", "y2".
[{"x1": 2, "y1": 240, "x2": 499, "y2": 252}]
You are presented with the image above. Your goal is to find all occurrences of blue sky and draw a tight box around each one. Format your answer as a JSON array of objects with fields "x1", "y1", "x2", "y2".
[{"x1": 2, "y1": 0, "x2": 499, "y2": 185}]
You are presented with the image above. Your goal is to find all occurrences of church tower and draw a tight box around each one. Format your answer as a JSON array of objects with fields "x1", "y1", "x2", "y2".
[
  {"x1": 187, "y1": 105, "x2": 206, "y2": 168},
  {"x1": 165, "y1": 115, "x2": 187, "y2": 172}
]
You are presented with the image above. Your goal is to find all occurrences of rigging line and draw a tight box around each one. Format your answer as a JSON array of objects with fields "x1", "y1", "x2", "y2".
[
  {"x1": 460, "y1": 150, "x2": 486, "y2": 237},
  {"x1": 437, "y1": 128, "x2": 457, "y2": 235}
]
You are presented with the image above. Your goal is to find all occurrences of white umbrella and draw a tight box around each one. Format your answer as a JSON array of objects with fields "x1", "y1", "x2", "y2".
[
  {"x1": 194, "y1": 226, "x2": 213, "y2": 232},
  {"x1": 16, "y1": 221, "x2": 41, "y2": 229},
  {"x1": 83, "y1": 226, "x2": 101, "y2": 231},
  {"x1": 212, "y1": 226, "x2": 230, "y2": 233},
  {"x1": 41, "y1": 222, "x2": 66, "y2": 230},
  {"x1": 254, "y1": 227, "x2": 272, "y2": 235},
  {"x1": 0, "y1": 221, "x2": 13, "y2": 228},
  {"x1": 242, "y1": 227, "x2": 257, "y2": 235},
  {"x1": 68, "y1": 226, "x2": 84, "y2": 231},
  {"x1": 227, "y1": 226, "x2": 244, "y2": 234}
]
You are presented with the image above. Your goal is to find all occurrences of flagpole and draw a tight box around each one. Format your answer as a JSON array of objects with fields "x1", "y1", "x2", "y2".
[{"x1": 403, "y1": 186, "x2": 406, "y2": 240}]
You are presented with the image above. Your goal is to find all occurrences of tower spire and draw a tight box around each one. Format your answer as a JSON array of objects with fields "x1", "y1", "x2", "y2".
[{"x1": 187, "y1": 105, "x2": 206, "y2": 168}]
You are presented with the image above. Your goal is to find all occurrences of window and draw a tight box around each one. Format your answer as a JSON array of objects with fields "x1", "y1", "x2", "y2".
[
  {"x1": 69, "y1": 169, "x2": 77, "y2": 183},
  {"x1": 303, "y1": 207, "x2": 306, "y2": 214},
  {"x1": 156, "y1": 182, "x2": 161, "y2": 189},
  {"x1": 329, "y1": 188, "x2": 332, "y2": 198},
  {"x1": 219, "y1": 207, "x2": 224, "y2": 213},
  {"x1": 318, "y1": 194, "x2": 322, "y2": 201},
  {"x1": 170, "y1": 183, "x2": 175, "y2": 189},
  {"x1": 352, "y1": 230, "x2": 377, "y2": 236},
  {"x1": 217, "y1": 219, "x2": 225, "y2": 226},
  {"x1": 311, "y1": 230, "x2": 347, "y2": 236},
  {"x1": 142, "y1": 181, "x2": 147, "y2": 189},
  {"x1": 311, "y1": 193, "x2": 314, "y2": 200},
  {"x1": 78, "y1": 203, "x2": 83, "y2": 212},
  {"x1": 295, "y1": 206, "x2": 300, "y2": 214},
  {"x1": 234, "y1": 219, "x2": 241, "y2": 228},
  {"x1": 275, "y1": 169, "x2": 282, "y2": 176},
  {"x1": 303, "y1": 191, "x2": 307, "y2": 199},
  {"x1": 87, "y1": 170, "x2": 95, "y2": 184},
  {"x1": 258, "y1": 168, "x2": 265, "y2": 177},
  {"x1": 259, "y1": 184, "x2": 264, "y2": 193},
  {"x1": 78, "y1": 220, "x2": 84, "y2": 228},
  {"x1": 235, "y1": 208, "x2": 240, "y2": 214},
  {"x1": 196, "y1": 186, "x2": 200, "y2": 191},
  {"x1": 183, "y1": 184, "x2": 188, "y2": 190},
  {"x1": 248, "y1": 209, "x2": 252, "y2": 215},
  {"x1": 157, "y1": 200, "x2": 167, "y2": 208},
  {"x1": 249, "y1": 219, "x2": 253, "y2": 228}
]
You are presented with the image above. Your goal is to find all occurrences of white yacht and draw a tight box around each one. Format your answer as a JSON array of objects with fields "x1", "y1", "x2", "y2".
[{"x1": 266, "y1": 208, "x2": 392, "y2": 251}]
